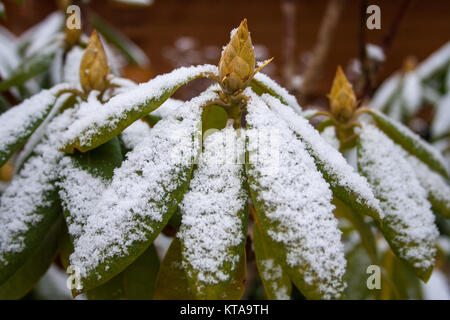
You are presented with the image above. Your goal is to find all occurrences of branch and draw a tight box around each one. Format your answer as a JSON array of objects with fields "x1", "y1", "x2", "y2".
[{"x1": 281, "y1": 0, "x2": 297, "y2": 90}]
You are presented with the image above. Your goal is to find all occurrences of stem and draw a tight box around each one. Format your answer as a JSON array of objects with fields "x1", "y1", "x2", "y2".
[{"x1": 281, "y1": 0, "x2": 297, "y2": 91}]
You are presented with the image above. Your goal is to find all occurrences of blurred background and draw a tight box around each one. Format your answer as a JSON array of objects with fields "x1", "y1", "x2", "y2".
[{"x1": 1, "y1": 0, "x2": 448, "y2": 101}]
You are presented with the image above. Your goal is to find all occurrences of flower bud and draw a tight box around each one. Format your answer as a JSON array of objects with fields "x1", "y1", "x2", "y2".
[
  {"x1": 328, "y1": 66, "x2": 357, "y2": 122},
  {"x1": 218, "y1": 19, "x2": 255, "y2": 95},
  {"x1": 79, "y1": 30, "x2": 109, "y2": 93}
]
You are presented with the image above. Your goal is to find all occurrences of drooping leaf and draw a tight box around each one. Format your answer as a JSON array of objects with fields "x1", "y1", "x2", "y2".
[
  {"x1": 0, "y1": 48, "x2": 57, "y2": 91},
  {"x1": 357, "y1": 124, "x2": 438, "y2": 282},
  {"x1": 406, "y1": 155, "x2": 450, "y2": 218},
  {"x1": 178, "y1": 128, "x2": 247, "y2": 299},
  {"x1": 201, "y1": 104, "x2": 227, "y2": 134},
  {"x1": 371, "y1": 109, "x2": 449, "y2": 178},
  {"x1": 62, "y1": 64, "x2": 217, "y2": 153},
  {"x1": 253, "y1": 219, "x2": 291, "y2": 300},
  {"x1": 68, "y1": 93, "x2": 209, "y2": 294},
  {"x1": 0, "y1": 87, "x2": 59, "y2": 167},
  {"x1": 266, "y1": 94, "x2": 383, "y2": 222},
  {"x1": 154, "y1": 238, "x2": 195, "y2": 300},
  {"x1": 0, "y1": 130, "x2": 64, "y2": 284},
  {"x1": 219, "y1": 250, "x2": 247, "y2": 300},
  {"x1": 86, "y1": 244, "x2": 159, "y2": 300},
  {"x1": 0, "y1": 215, "x2": 64, "y2": 299},
  {"x1": 245, "y1": 91, "x2": 346, "y2": 300}
]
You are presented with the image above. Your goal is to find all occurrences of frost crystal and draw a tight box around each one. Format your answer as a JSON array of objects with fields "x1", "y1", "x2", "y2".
[
  {"x1": 246, "y1": 90, "x2": 346, "y2": 299},
  {"x1": 178, "y1": 127, "x2": 246, "y2": 287}
]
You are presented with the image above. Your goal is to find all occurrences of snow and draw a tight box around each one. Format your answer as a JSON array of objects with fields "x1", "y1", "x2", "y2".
[
  {"x1": 178, "y1": 127, "x2": 246, "y2": 288},
  {"x1": 431, "y1": 93, "x2": 450, "y2": 138},
  {"x1": 120, "y1": 120, "x2": 152, "y2": 150},
  {"x1": 370, "y1": 73, "x2": 401, "y2": 111},
  {"x1": 62, "y1": 64, "x2": 217, "y2": 148},
  {"x1": 63, "y1": 46, "x2": 85, "y2": 87},
  {"x1": 407, "y1": 154, "x2": 450, "y2": 216},
  {"x1": 245, "y1": 90, "x2": 346, "y2": 299},
  {"x1": 68, "y1": 90, "x2": 214, "y2": 281},
  {"x1": 259, "y1": 259, "x2": 290, "y2": 300},
  {"x1": 366, "y1": 43, "x2": 385, "y2": 62},
  {"x1": 253, "y1": 72, "x2": 302, "y2": 113},
  {"x1": 416, "y1": 41, "x2": 450, "y2": 80},
  {"x1": 402, "y1": 71, "x2": 422, "y2": 116},
  {"x1": 0, "y1": 108, "x2": 74, "y2": 264},
  {"x1": 320, "y1": 126, "x2": 340, "y2": 150},
  {"x1": 0, "y1": 84, "x2": 69, "y2": 157},
  {"x1": 358, "y1": 124, "x2": 438, "y2": 274},
  {"x1": 266, "y1": 94, "x2": 382, "y2": 220}
]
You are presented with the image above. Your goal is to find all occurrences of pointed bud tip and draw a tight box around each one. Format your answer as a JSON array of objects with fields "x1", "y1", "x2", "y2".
[{"x1": 328, "y1": 66, "x2": 357, "y2": 120}]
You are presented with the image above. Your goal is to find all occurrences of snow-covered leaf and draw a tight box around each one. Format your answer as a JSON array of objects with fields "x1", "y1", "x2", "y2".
[
  {"x1": 0, "y1": 109, "x2": 72, "y2": 284},
  {"x1": 253, "y1": 220, "x2": 291, "y2": 300},
  {"x1": 0, "y1": 216, "x2": 64, "y2": 299},
  {"x1": 371, "y1": 109, "x2": 449, "y2": 178},
  {"x1": 154, "y1": 238, "x2": 195, "y2": 300},
  {"x1": 62, "y1": 64, "x2": 217, "y2": 153},
  {"x1": 0, "y1": 86, "x2": 62, "y2": 167},
  {"x1": 357, "y1": 125, "x2": 438, "y2": 281},
  {"x1": 178, "y1": 128, "x2": 247, "y2": 299},
  {"x1": 68, "y1": 92, "x2": 207, "y2": 294},
  {"x1": 267, "y1": 94, "x2": 383, "y2": 222},
  {"x1": 407, "y1": 155, "x2": 450, "y2": 218},
  {"x1": 245, "y1": 91, "x2": 346, "y2": 300}
]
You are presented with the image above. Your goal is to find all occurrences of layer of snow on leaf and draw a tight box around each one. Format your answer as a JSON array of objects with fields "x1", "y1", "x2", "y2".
[
  {"x1": 120, "y1": 120, "x2": 152, "y2": 150},
  {"x1": 0, "y1": 86, "x2": 60, "y2": 152},
  {"x1": 69, "y1": 90, "x2": 213, "y2": 279},
  {"x1": 320, "y1": 126, "x2": 340, "y2": 150},
  {"x1": 150, "y1": 98, "x2": 183, "y2": 119},
  {"x1": 0, "y1": 109, "x2": 73, "y2": 263},
  {"x1": 431, "y1": 93, "x2": 450, "y2": 138},
  {"x1": 260, "y1": 259, "x2": 290, "y2": 300},
  {"x1": 178, "y1": 127, "x2": 246, "y2": 286},
  {"x1": 366, "y1": 44, "x2": 385, "y2": 62},
  {"x1": 358, "y1": 125, "x2": 438, "y2": 272},
  {"x1": 370, "y1": 73, "x2": 401, "y2": 110},
  {"x1": 417, "y1": 41, "x2": 450, "y2": 80},
  {"x1": 57, "y1": 156, "x2": 109, "y2": 242},
  {"x1": 245, "y1": 90, "x2": 346, "y2": 299},
  {"x1": 402, "y1": 71, "x2": 422, "y2": 116},
  {"x1": 62, "y1": 64, "x2": 217, "y2": 147},
  {"x1": 374, "y1": 110, "x2": 449, "y2": 175},
  {"x1": 407, "y1": 154, "x2": 450, "y2": 214},
  {"x1": 253, "y1": 72, "x2": 302, "y2": 112},
  {"x1": 63, "y1": 45, "x2": 85, "y2": 87},
  {"x1": 266, "y1": 94, "x2": 382, "y2": 219}
]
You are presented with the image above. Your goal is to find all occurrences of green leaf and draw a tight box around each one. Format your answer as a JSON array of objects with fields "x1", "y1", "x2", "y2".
[
  {"x1": 253, "y1": 220, "x2": 291, "y2": 300},
  {"x1": 0, "y1": 89, "x2": 58, "y2": 168},
  {"x1": 62, "y1": 65, "x2": 215, "y2": 153},
  {"x1": 90, "y1": 13, "x2": 149, "y2": 66},
  {"x1": 0, "y1": 49, "x2": 56, "y2": 91},
  {"x1": 333, "y1": 197, "x2": 378, "y2": 263},
  {"x1": 154, "y1": 238, "x2": 196, "y2": 300},
  {"x1": 201, "y1": 104, "x2": 227, "y2": 134},
  {"x1": 0, "y1": 215, "x2": 64, "y2": 299},
  {"x1": 357, "y1": 124, "x2": 438, "y2": 282},
  {"x1": 69, "y1": 109, "x2": 202, "y2": 295},
  {"x1": 371, "y1": 109, "x2": 449, "y2": 178},
  {"x1": 219, "y1": 250, "x2": 247, "y2": 300},
  {"x1": 0, "y1": 144, "x2": 62, "y2": 285},
  {"x1": 406, "y1": 155, "x2": 450, "y2": 218},
  {"x1": 266, "y1": 94, "x2": 383, "y2": 222},
  {"x1": 86, "y1": 244, "x2": 159, "y2": 300}
]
